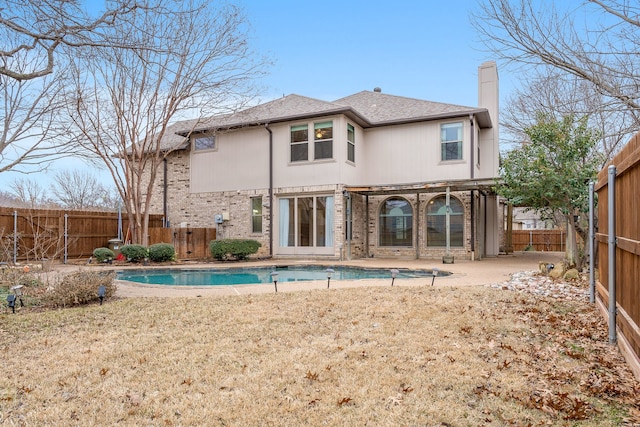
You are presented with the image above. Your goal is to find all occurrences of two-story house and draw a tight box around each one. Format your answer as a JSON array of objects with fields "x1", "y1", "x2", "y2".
[{"x1": 149, "y1": 61, "x2": 501, "y2": 261}]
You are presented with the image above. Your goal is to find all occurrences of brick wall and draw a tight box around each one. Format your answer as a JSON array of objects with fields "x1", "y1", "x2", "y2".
[{"x1": 149, "y1": 150, "x2": 480, "y2": 260}]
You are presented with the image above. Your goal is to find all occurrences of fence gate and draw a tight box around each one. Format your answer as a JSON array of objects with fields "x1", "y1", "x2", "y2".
[{"x1": 148, "y1": 227, "x2": 216, "y2": 259}]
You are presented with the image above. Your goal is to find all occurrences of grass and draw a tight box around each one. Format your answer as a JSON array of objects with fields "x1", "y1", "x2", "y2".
[{"x1": 1, "y1": 283, "x2": 639, "y2": 426}]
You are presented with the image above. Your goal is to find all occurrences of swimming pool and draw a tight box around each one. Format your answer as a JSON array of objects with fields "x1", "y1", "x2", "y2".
[{"x1": 116, "y1": 266, "x2": 448, "y2": 287}]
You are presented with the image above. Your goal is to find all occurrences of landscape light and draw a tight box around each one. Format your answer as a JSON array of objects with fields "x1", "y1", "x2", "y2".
[
  {"x1": 6, "y1": 294, "x2": 16, "y2": 313},
  {"x1": 11, "y1": 285, "x2": 24, "y2": 307},
  {"x1": 431, "y1": 268, "x2": 439, "y2": 286},
  {"x1": 326, "y1": 268, "x2": 334, "y2": 289},
  {"x1": 98, "y1": 285, "x2": 106, "y2": 305},
  {"x1": 270, "y1": 271, "x2": 279, "y2": 293},
  {"x1": 390, "y1": 269, "x2": 399, "y2": 286}
]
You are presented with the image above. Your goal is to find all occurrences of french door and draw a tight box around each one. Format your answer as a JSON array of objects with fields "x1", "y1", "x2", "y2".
[{"x1": 277, "y1": 195, "x2": 334, "y2": 255}]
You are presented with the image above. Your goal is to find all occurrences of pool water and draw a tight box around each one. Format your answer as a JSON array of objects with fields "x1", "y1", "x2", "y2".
[{"x1": 117, "y1": 266, "x2": 449, "y2": 287}]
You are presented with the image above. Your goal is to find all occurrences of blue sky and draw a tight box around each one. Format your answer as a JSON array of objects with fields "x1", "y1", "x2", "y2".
[
  {"x1": 245, "y1": 0, "x2": 501, "y2": 106},
  {"x1": 1, "y1": 0, "x2": 509, "y2": 190}
]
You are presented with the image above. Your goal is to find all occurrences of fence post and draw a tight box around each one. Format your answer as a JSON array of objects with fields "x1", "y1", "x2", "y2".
[
  {"x1": 607, "y1": 165, "x2": 617, "y2": 344},
  {"x1": 588, "y1": 181, "x2": 595, "y2": 304},
  {"x1": 64, "y1": 214, "x2": 68, "y2": 265},
  {"x1": 13, "y1": 210, "x2": 17, "y2": 264}
]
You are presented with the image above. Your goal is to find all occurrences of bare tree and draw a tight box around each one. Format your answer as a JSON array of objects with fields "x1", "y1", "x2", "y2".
[
  {"x1": 502, "y1": 67, "x2": 636, "y2": 161},
  {"x1": 473, "y1": 0, "x2": 640, "y2": 143},
  {"x1": 0, "y1": 190, "x2": 18, "y2": 206},
  {"x1": 0, "y1": 1, "x2": 150, "y2": 181},
  {"x1": 0, "y1": 54, "x2": 75, "y2": 175},
  {"x1": 67, "y1": 0, "x2": 267, "y2": 245},
  {"x1": 9, "y1": 177, "x2": 55, "y2": 208},
  {"x1": 50, "y1": 169, "x2": 121, "y2": 211},
  {"x1": 0, "y1": 0, "x2": 139, "y2": 81}
]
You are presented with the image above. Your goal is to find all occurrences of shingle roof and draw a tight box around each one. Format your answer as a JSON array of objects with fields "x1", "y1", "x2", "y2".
[
  {"x1": 191, "y1": 94, "x2": 354, "y2": 132},
  {"x1": 162, "y1": 91, "x2": 491, "y2": 151},
  {"x1": 333, "y1": 91, "x2": 486, "y2": 125}
]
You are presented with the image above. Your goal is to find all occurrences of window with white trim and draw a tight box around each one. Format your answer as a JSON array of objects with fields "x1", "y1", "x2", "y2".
[
  {"x1": 314, "y1": 121, "x2": 333, "y2": 160},
  {"x1": 347, "y1": 123, "x2": 355, "y2": 163},
  {"x1": 251, "y1": 196, "x2": 262, "y2": 233},
  {"x1": 290, "y1": 124, "x2": 309, "y2": 162},
  {"x1": 440, "y1": 122, "x2": 463, "y2": 161}
]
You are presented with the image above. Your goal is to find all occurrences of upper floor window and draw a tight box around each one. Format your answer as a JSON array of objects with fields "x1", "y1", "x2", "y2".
[
  {"x1": 193, "y1": 134, "x2": 216, "y2": 151},
  {"x1": 314, "y1": 121, "x2": 333, "y2": 160},
  {"x1": 290, "y1": 124, "x2": 308, "y2": 162},
  {"x1": 441, "y1": 122, "x2": 463, "y2": 161},
  {"x1": 347, "y1": 124, "x2": 355, "y2": 163}
]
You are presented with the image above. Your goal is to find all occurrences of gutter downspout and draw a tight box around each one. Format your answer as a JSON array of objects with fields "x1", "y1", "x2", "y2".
[
  {"x1": 163, "y1": 158, "x2": 168, "y2": 227},
  {"x1": 469, "y1": 114, "x2": 475, "y2": 179},
  {"x1": 265, "y1": 124, "x2": 274, "y2": 257},
  {"x1": 469, "y1": 115, "x2": 475, "y2": 260}
]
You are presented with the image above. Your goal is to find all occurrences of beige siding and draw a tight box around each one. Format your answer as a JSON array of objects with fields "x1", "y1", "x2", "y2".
[
  {"x1": 190, "y1": 127, "x2": 269, "y2": 193},
  {"x1": 361, "y1": 121, "x2": 470, "y2": 185}
]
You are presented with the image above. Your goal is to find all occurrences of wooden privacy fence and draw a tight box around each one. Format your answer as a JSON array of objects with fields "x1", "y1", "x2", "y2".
[
  {"x1": 595, "y1": 132, "x2": 640, "y2": 379},
  {"x1": 511, "y1": 229, "x2": 565, "y2": 252},
  {"x1": 148, "y1": 227, "x2": 217, "y2": 259},
  {"x1": 0, "y1": 207, "x2": 215, "y2": 261}
]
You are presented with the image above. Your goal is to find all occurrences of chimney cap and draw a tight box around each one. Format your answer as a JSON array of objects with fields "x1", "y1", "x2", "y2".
[{"x1": 373, "y1": 87, "x2": 381, "y2": 93}]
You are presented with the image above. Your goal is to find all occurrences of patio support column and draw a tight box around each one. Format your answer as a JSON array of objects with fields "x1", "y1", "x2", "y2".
[
  {"x1": 415, "y1": 193, "x2": 420, "y2": 259},
  {"x1": 470, "y1": 190, "x2": 475, "y2": 259},
  {"x1": 365, "y1": 195, "x2": 369, "y2": 258},
  {"x1": 444, "y1": 186, "x2": 451, "y2": 262}
]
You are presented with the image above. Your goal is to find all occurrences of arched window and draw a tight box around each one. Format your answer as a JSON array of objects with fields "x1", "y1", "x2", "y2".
[
  {"x1": 426, "y1": 196, "x2": 464, "y2": 247},
  {"x1": 379, "y1": 197, "x2": 413, "y2": 247}
]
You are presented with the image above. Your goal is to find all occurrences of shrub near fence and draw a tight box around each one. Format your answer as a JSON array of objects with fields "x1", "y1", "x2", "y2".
[
  {"x1": 595, "y1": 131, "x2": 640, "y2": 380},
  {"x1": 0, "y1": 207, "x2": 214, "y2": 261}
]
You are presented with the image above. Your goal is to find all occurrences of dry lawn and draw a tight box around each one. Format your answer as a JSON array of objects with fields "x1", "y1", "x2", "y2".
[{"x1": 1, "y1": 282, "x2": 639, "y2": 426}]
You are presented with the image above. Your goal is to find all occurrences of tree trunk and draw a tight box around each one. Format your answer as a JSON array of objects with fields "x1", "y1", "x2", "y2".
[{"x1": 566, "y1": 213, "x2": 581, "y2": 269}]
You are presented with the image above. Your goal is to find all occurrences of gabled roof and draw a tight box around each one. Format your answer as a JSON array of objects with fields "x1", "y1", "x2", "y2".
[{"x1": 162, "y1": 91, "x2": 492, "y2": 151}]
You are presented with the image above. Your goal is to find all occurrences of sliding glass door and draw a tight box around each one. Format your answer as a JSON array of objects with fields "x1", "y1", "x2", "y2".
[{"x1": 278, "y1": 195, "x2": 334, "y2": 255}]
